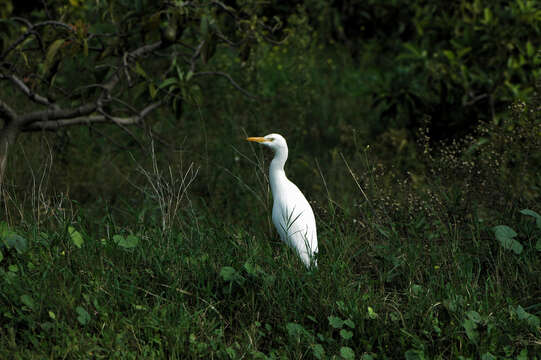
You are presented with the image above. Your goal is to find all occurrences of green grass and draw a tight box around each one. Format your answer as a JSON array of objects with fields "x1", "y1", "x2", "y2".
[
  {"x1": 1, "y1": 176, "x2": 540, "y2": 359},
  {"x1": 1, "y1": 42, "x2": 540, "y2": 359}
]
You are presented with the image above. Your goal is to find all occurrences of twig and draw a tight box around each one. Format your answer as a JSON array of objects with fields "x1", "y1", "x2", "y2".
[
  {"x1": 340, "y1": 152, "x2": 375, "y2": 212},
  {"x1": 5, "y1": 74, "x2": 52, "y2": 106},
  {"x1": 103, "y1": 41, "x2": 162, "y2": 93},
  {"x1": 190, "y1": 40, "x2": 205, "y2": 73},
  {"x1": 193, "y1": 71, "x2": 258, "y2": 100},
  {"x1": 464, "y1": 93, "x2": 488, "y2": 106},
  {"x1": 123, "y1": 53, "x2": 133, "y2": 86}
]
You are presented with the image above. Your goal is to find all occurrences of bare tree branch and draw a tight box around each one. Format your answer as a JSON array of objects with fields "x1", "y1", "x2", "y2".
[
  {"x1": 0, "y1": 1, "x2": 280, "y2": 184},
  {"x1": 1, "y1": 20, "x2": 75, "y2": 60},
  {"x1": 2, "y1": 74, "x2": 53, "y2": 106},
  {"x1": 103, "y1": 41, "x2": 163, "y2": 92},
  {"x1": 23, "y1": 101, "x2": 161, "y2": 131},
  {"x1": 20, "y1": 103, "x2": 97, "y2": 126},
  {"x1": 123, "y1": 53, "x2": 133, "y2": 87},
  {"x1": 23, "y1": 115, "x2": 124, "y2": 131},
  {"x1": 0, "y1": 100, "x2": 17, "y2": 124},
  {"x1": 129, "y1": 40, "x2": 163, "y2": 59},
  {"x1": 4, "y1": 36, "x2": 164, "y2": 130}
]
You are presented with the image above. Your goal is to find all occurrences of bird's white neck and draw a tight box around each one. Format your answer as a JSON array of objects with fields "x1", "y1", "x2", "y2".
[{"x1": 269, "y1": 148, "x2": 288, "y2": 194}]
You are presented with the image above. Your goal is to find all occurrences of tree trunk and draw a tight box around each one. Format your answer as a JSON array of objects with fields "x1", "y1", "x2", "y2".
[{"x1": 0, "y1": 125, "x2": 19, "y2": 187}]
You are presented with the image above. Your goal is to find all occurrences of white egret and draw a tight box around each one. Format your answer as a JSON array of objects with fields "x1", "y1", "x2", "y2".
[{"x1": 246, "y1": 134, "x2": 318, "y2": 268}]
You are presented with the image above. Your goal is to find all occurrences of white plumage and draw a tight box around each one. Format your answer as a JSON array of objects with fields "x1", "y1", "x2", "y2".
[{"x1": 247, "y1": 133, "x2": 318, "y2": 268}]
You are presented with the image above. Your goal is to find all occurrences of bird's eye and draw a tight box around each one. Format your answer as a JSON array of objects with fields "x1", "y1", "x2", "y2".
[{"x1": 269, "y1": 138, "x2": 275, "y2": 141}]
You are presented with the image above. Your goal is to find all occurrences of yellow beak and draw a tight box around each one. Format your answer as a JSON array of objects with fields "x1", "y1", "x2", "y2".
[{"x1": 246, "y1": 137, "x2": 268, "y2": 143}]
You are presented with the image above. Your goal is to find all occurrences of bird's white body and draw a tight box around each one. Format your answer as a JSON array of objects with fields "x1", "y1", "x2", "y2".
[{"x1": 247, "y1": 134, "x2": 318, "y2": 267}]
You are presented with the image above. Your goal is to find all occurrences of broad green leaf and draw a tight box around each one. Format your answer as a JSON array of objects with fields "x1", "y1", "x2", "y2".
[
  {"x1": 367, "y1": 306, "x2": 378, "y2": 319},
  {"x1": 243, "y1": 262, "x2": 258, "y2": 276},
  {"x1": 48, "y1": 311, "x2": 56, "y2": 320},
  {"x1": 312, "y1": 344, "x2": 325, "y2": 360},
  {"x1": 0, "y1": 249, "x2": 3, "y2": 262},
  {"x1": 498, "y1": 235, "x2": 523, "y2": 254},
  {"x1": 493, "y1": 225, "x2": 517, "y2": 238},
  {"x1": 405, "y1": 349, "x2": 425, "y2": 360},
  {"x1": 515, "y1": 305, "x2": 540, "y2": 330},
  {"x1": 148, "y1": 83, "x2": 157, "y2": 99},
  {"x1": 286, "y1": 322, "x2": 305, "y2": 337},
  {"x1": 328, "y1": 315, "x2": 344, "y2": 328},
  {"x1": 123, "y1": 235, "x2": 139, "y2": 248},
  {"x1": 19, "y1": 52, "x2": 30, "y2": 66},
  {"x1": 340, "y1": 329, "x2": 353, "y2": 340},
  {"x1": 219, "y1": 266, "x2": 240, "y2": 282},
  {"x1": 112, "y1": 234, "x2": 124, "y2": 245},
  {"x1": 43, "y1": 39, "x2": 65, "y2": 76},
  {"x1": 411, "y1": 284, "x2": 423, "y2": 296},
  {"x1": 76, "y1": 306, "x2": 90, "y2": 325},
  {"x1": 201, "y1": 34, "x2": 217, "y2": 64},
  {"x1": 68, "y1": 226, "x2": 84, "y2": 248},
  {"x1": 175, "y1": 65, "x2": 183, "y2": 81},
  {"x1": 158, "y1": 78, "x2": 178, "y2": 90},
  {"x1": 466, "y1": 310, "x2": 482, "y2": 324},
  {"x1": 340, "y1": 346, "x2": 355, "y2": 360},
  {"x1": 517, "y1": 349, "x2": 528, "y2": 360},
  {"x1": 520, "y1": 209, "x2": 541, "y2": 229},
  {"x1": 536, "y1": 239, "x2": 541, "y2": 252},
  {"x1": 443, "y1": 50, "x2": 455, "y2": 61},
  {"x1": 526, "y1": 42, "x2": 535, "y2": 57},
  {"x1": 463, "y1": 318, "x2": 478, "y2": 344},
  {"x1": 481, "y1": 353, "x2": 496, "y2": 360},
  {"x1": 134, "y1": 62, "x2": 148, "y2": 79},
  {"x1": 4, "y1": 233, "x2": 28, "y2": 253},
  {"x1": 112, "y1": 234, "x2": 139, "y2": 249},
  {"x1": 403, "y1": 43, "x2": 421, "y2": 57},
  {"x1": 492, "y1": 225, "x2": 522, "y2": 254},
  {"x1": 457, "y1": 46, "x2": 472, "y2": 58},
  {"x1": 200, "y1": 15, "x2": 209, "y2": 38},
  {"x1": 20, "y1": 294, "x2": 35, "y2": 310},
  {"x1": 483, "y1": 8, "x2": 492, "y2": 24},
  {"x1": 0, "y1": 221, "x2": 9, "y2": 237},
  {"x1": 343, "y1": 318, "x2": 355, "y2": 328},
  {"x1": 225, "y1": 347, "x2": 236, "y2": 358}
]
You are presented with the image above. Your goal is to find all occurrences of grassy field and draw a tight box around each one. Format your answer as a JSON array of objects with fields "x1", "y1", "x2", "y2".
[
  {"x1": 1, "y1": 148, "x2": 540, "y2": 359},
  {"x1": 1, "y1": 46, "x2": 540, "y2": 358}
]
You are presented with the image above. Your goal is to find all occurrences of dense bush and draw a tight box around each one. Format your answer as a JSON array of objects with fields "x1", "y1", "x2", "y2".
[{"x1": 299, "y1": 0, "x2": 541, "y2": 138}]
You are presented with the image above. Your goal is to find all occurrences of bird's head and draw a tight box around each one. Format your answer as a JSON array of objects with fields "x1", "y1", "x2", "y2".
[{"x1": 246, "y1": 133, "x2": 288, "y2": 153}]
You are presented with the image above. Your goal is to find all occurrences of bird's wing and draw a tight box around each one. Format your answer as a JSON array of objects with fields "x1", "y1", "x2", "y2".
[{"x1": 273, "y1": 182, "x2": 318, "y2": 258}]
